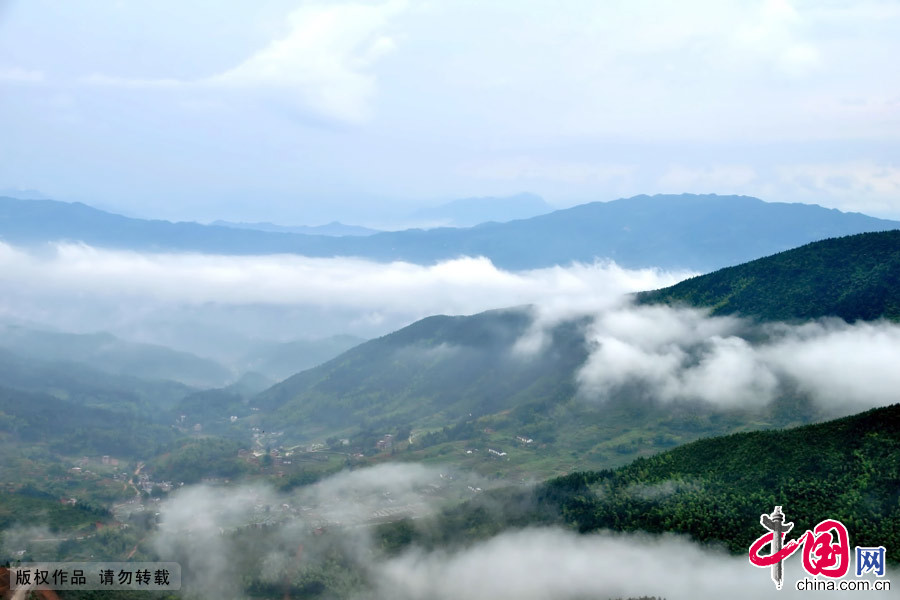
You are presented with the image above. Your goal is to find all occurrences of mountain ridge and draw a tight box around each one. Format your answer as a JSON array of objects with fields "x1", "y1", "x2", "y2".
[
  {"x1": 3, "y1": 193, "x2": 898, "y2": 272},
  {"x1": 637, "y1": 229, "x2": 900, "y2": 321}
]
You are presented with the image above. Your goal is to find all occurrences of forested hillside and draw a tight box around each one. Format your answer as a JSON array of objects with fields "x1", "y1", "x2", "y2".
[
  {"x1": 638, "y1": 230, "x2": 900, "y2": 321},
  {"x1": 405, "y1": 403, "x2": 900, "y2": 563}
]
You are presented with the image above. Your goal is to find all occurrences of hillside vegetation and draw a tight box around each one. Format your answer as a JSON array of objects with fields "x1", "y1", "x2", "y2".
[
  {"x1": 394, "y1": 403, "x2": 900, "y2": 563},
  {"x1": 638, "y1": 230, "x2": 900, "y2": 321},
  {"x1": 253, "y1": 307, "x2": 820, "y2": 479}
]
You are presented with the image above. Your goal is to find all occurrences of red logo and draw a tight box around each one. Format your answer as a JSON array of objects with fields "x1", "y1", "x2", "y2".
[{"x1": 749, "y1": 506, "x2": 850, "y2": 589}]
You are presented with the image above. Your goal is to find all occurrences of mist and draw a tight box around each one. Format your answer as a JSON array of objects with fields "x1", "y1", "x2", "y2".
[
  {"x1": 376, "y1": 527, "x2": 883, "y2": 600},
  {"x1": 150, "y1": 464, "x2": 884, "y2": 600},
  {"x1": 0, "y1": 241, "x2": 689, "y2": 358},
  {"x1": 0, "y1": 525, "x2": 57, "y2": 562},
  {"x1": 151, "y1": 463, "x2": 483, "y2": 600},
  {"x1": 533, "y1": 303, "x2": 900, "y2": 416},
  {"x1": 3, "y1": 239, "x2": 896, "y2": 416}
]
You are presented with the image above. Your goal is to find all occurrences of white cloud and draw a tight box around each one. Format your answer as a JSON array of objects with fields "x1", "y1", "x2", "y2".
[
  {"x1": 0, "y1": 242, "x2": 689, "y2": 350},
  {"x1": 80, "y1": 73, "x2": 181, "y2": 88},
  {"x1": 151, "y1": 463, "x2": 467, "y2": 599},
  {"x1": 0, "y1": 242, "x2": 686, "y2": 316},
  {"x1": 576, "y1": 305, "x2": 770, "y2": 406},
  {"x1": 0, "y1": 66, "x2": 44, "y2": 83},
  {"x1": 574, "y1": 304, "x2": 900, "y2": 414},
  {"x1": 378, "y1": 527, "x2": 877, "y2": 599},
  {"x1": 680, "y1": 335, "x2": 780, "y2": 408},
  {"x1": 208, "y1": 0, "x2": 404, "y2": 121},
  {"x1": 3, "y1": 241, "x2": 899, "y2": 417},
  {"x1": 4, "y1": 1, "x2": 900, "y2": 218},
  {"x1": 461, "y1": 158, "x2": 636, "y2": 186},
  {"x1": 76, "y1": 1, "x2": 405, "y2": 122},
  {"x1": 763, "y1": 319, "x2": 900, "y2": 411},
  {"x1": 147, "y1": 458, "x2": 887, "y2": 600},
  {"x1": 733, "y1": 0, "x2": 822, "y2": 76},
  {"x1": 659, "y1": 165, "x2": 758, "y2": 192},
  {"x1": 775, "y1": 161, "x2": 900, "y2": 215}
]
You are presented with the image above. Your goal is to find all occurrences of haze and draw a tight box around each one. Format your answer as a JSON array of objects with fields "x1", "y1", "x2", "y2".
[{"x1": 1, "y1": 0, "x2": 899, "y2": 224}]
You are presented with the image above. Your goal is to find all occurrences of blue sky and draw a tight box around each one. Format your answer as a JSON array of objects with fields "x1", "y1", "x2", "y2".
[{"x1": 1, "y1": 0, "x2": 898, "y2": 225}]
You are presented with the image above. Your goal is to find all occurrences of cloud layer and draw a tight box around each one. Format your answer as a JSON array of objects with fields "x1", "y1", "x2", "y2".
[
  {"x1": 4, "y1": 240, "x2": 900, "y2": 419},
  {"x1": 152, "y1": 463, "x2": 477, "y2": 599},
  {"x1": 151, "y1": 464, "x2": 883, "y2": 599},
  {"x1": 378, "y1": 527, "x2": 883, "y2": 600},
  {"x1": 0, "y1": 242, "x2": 689, "y2": 345},
  {"x1": 575, "y1": 305, "x2": 900, "y2": 414}
]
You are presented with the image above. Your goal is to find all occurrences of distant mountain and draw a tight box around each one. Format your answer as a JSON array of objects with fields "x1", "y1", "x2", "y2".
[
  {"x1": 637, "y1": 230, "x2": 900, "y2": 322},
  {"x1": 240, "y1": 335, "x2": 366, "y2": 382},
  {"x1": 408, "y1": 193, "x2": 554, "y2": 227},
  {"x1": 224, "y1": 371, "x2": 275, "y2": 397},
  {"x1": 211, "y1": 220, "x2": 379, "y2": 237},
  {"x1": 3, "y1": 194, "x2": 898, "y2": 271},
  {"x1": 0, "y1": 195, "x2": 342, "y2": 255},
  {"x1": 0, "y1": 347, "x2": 192, "y2": 415},
  {"x1": 0, "y1": 324, "x2": 232, "y2": 388}
]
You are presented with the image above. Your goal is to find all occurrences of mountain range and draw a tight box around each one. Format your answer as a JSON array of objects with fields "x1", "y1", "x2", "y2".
[
  {"x1": 241, "y1": 230, "x2": 900, "y2": 477},
  {"x1": 0, "y1": 323, "x2": 232, "y2": 388},
  {"x1": 210, "y1": 220, "x2": 380, "y2": 237},
  {"x1": 3, "y1": 193, "x2": 898, "y2": 271}
]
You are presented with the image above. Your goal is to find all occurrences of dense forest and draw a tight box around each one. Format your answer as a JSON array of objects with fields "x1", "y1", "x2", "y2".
[
  {"x1": 383, "y1": 403, "x2": 900, "y2": 562},
  {"x1": 638, "y1": 230, "x2": 900, "y2": 321}
]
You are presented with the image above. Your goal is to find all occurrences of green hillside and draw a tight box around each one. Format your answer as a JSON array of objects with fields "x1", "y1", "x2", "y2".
[
  {"x1": 0, "y1": 386, "x2": 177, "y2": 457},
  {"x1": 249, "y1": 230, "x2": 900, "y2": 479},
  {"x1": 254, "y1": 308, "x2": 819, "y2": 479},
  {"x1": 397, "y1": 403, "x2": 900, "y2": 562},
  {"x1": 637, "y1": 230, "x2": 900, "y2": 321},
  {"x1": 0, "y1": 347, "x2": 192, "y2": 415},
  {"x1": 0, "y1": 324, "x2": 232, "y2": 388},
  {"x1": 256, "y1": 308, "x2": 567, "y2": 432}
]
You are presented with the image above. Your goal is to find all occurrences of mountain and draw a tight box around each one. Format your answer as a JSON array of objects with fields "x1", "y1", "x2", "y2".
[
  {"x1": 252, "y1": 307, "x2": 817, "y2": 478},
  {"x1": 0, "y1": 195, "x2": 343, "y2": 255},
  {"x1": 0, "y1": 343, "x2": 199, "y2": 458},
  {"x1": 0, "y1": 347, "x2": 192, "y2": 415},
  {"x1": 393, "y1": 403, "x2": 900, "y2": 565},
  {"x1": 239, "y1": 335, "x2": 366, "y2": 382},
  {"x1": 211, "y1": 220, "x2": 379, "y2": 237},
  {"x1": 637, "y1": 230, "x2": 900, "y2": 322},
  {"x1": 4, "y1": 194, "x2": 898, "y2": 272},
  {"x1": 254, "y1": 308, "x2": 571, "y2": 432},
  {"x1": 0, "y1": 384, "x2": 178, "y2": 457},
  {"x1": 0, "y1": 324, "x2": 232, "y2": 387},
  {"x1": 408, "y1": 193, "x2": 554, "y2": 227},
  {"x1": 252, "y1": 229, "x2": 900, "y2": 476}
]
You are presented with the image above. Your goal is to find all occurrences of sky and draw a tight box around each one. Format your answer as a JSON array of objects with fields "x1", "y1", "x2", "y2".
[{"x1": 1, "y1": 0, "x2": 899, "y2": 225}]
